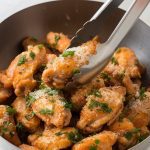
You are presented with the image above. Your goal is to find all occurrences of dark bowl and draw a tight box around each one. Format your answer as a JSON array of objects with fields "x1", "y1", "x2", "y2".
[{"x1": 0, "y1": 0, "x2": 150, "y2": 149}]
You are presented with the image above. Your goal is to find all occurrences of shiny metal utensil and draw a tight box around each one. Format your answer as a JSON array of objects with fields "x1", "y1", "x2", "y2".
[{"x1": 68, "y1": 0, "x2": 150, "y2": 88}]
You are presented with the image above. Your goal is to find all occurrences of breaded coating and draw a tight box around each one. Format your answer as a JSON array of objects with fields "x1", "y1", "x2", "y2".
[
  {"x1": 72, "y1": 131, "x2": 117, "y2": 150},
  {"x1": 0, "y1": 105, "x2": 21, "y2": 146},
  {"x1": 109, "y1": 118, "x2": 149, "y2": 150},
  {"x1": 77, "y1": 86, "x2": 126, "y2": 133},
  {"x1": 0, "y1": 71, "x2": 12, "y2": 103},
  {"x1": 28, "y1": 87, "x2": 72, "y2": 128},
  {"x1": 103, "y1": 47, "x2": 144, "y2": 94},
  {"x1": 12, "y1": 97, "x2": 40, "y2": 132},
  {"x1": 125, "y1": 89, "x2": 150, "y2": 128},
  {"x1": 20, "y1": 144, "x2": 39, "y2": 150},
  {"x1": 30, "y1": 127, "x2": 82, "y2": 150},
  {"x1": 12, "y1": 45, "x2": 46, "y2": 96},
  {"x1": 47, "y1": 32, "x2": 71, "y2": 53},
  {"x1": 71, "y1": 75, "x2": 105, "y2": 111},
  {"x1": 42, "y1": 38, "x2": 97, "y2": 89}
]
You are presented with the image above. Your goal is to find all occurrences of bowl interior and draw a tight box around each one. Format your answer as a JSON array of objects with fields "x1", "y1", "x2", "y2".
[{"x1": 0, "y1": 0, "x2": 150, "y2": 149}]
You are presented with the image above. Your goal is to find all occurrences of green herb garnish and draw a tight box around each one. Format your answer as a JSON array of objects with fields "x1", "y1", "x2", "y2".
[
  {"x1": 55, "y1": 131, "x2": 64, "y2": 136},
  {"x1": 39, "y1": 108, "x2": 54, "y2": 115},
  {"x1": 138, "y1": 134, "x2": 148, "y2": 142},
  {"x1": 62, "y1": 51, "x2": 75, "y2": 57},
  {"x1": 90, "y1": 89, "x2": 102, "y2": 98},
  {"x1": 118, "y1": 70, "x2": 125, "y2": 81},
  {"x1": 139, "y1": 87, "x2": 146, "y2": 100},
  {"x1": 67, "y1": 130, "x2": 83, "y2": 143},
  {"x1": 72, "y1": 69, "x2": 80, "y2": 75},
  {"x1": 30, "y1": 51, "x2": 35, "y2": 60},
  {"x1": 88, "y1": 100, "x2": 112, "y2": 113},
  {"x1": 17, "y1": 55, "x2": 27, "y2": 66},
  {"x1": 25, "y1": 112, "x2": 35, "y2": 120},
  {"x1": 89, "y1": 145, "x2": 97, "y2": 150},
  {"x1": 6, "y1": 106, "x2": 16, "y2": 116},
  {"x1": 124, "y1": 128, "x2": 141, "y2": 140},
  {"x1": 95, "y1": 139, "x2": 100, "y2": 145},
  {"x1": 100, "y1": 72, "x2": 111, "y2": 82},
  {"x1": 111, "y1": 56, "x2": 118, "y2": 65},
  {"x1": 26, "y1": 94, "x2": 36, "y2": 107},
  {"x1": 60, "y1": 98, "x2": 73, "y2": 110}
]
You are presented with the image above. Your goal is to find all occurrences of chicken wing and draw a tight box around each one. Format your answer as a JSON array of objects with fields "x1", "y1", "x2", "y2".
[
  {"x1": 103, "y1": 47, "x2": 144, "y2": 94},
  {"x1": 125, "y1": 89, "x2": 150, "y2": 128},
  {"x1": 0, "y1": 105, "x2": 21, "y2": 146},
  {"x1": 77, "y1": 86, "x2": 126, "y2": 133},
  {"x1": 109, "y1": 118, "x2": 149, "y2": 150},
  {"x1": 27, "y1": 87, "x2": 72, "y2": 128},
  {"x1": 12, "y1": 97, "x2": 40, "y2": 132},
  {"x1": 12, "y1": 44, "x2": 46, "y2": 96},
  {"x1": 72, "y1": 131, "x2": 117, "y2": 150},
  {"x1": 42, "y1": 38, "x2": 97, "y2": 89},
  {"x1": 30, "y1": 127, "x2": 82, "y2": 150},
  {"x1": 46, "y1": 32, "x2": 71, "y2": 53},
  {"x1": 0, "y1": 71, "x2": 12, "y2": 103}
]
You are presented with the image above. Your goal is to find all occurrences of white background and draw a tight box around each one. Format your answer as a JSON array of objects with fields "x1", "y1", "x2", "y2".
[{"x1": 0, "y1": 0, "x2": 150, "y2": 26}]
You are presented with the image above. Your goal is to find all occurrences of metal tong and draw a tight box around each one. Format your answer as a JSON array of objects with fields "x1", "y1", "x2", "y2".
[{"x1": 67, "y1": 0, "x2": 150, "y2": 88}]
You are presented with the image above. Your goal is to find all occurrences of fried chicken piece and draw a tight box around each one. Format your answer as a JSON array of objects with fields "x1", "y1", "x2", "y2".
[
  {"x1": 0, "y1": 105, "x2": 21, "y2": 146},
  {"x1": 42, "y1": 38, "x2": 97, "y2": 89},
  {"x1": 71, "y1": 75, "x2": 105, "y2": 111},
  {"x1": 30, "y1": 127, "x2": 81, "y2": 150},
  {"x1": 0, "y1": 71, "x2": 12, "y2": 103},
  {"x1": 109, "y1": 118, "x2": 146, "y2": 150},
  {"x1": 12, "y1": 97, "x2": 40, "y2": 132},
  {"x1": 103, "y1": 47, "x2": 144, "y2": 94},
  {"x1": 47, "y1": 32, "x2": 71, "y2": 53},
  {"x1": 72, "y1": 131, "x2": 117, "y2": 150},
  {"x1": 12, "y1": 44, "x2": 46, "y2": 96},
  {"x1": 29, "y1": 87, "x2": 71, "y2": 128},
  {"x1": 77, "y1": 86, "x2": 126, "y2": 133},
  {"x1": 125, "y1": 89, "x2": 150, "y2": 128},
  {"x1": 20, "y1": 144, "x2": 39, "y2": 150}
]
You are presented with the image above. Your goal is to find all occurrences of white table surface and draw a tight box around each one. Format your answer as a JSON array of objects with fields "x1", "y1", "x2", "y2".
[{"x1": 0, "y1": 0, "x2": 150, "y2": 26}]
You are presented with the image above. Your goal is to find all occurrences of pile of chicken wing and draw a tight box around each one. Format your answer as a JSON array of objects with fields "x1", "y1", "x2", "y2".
[{"x1": 0, "y1": 32, "x2": 150, "y2": 150}]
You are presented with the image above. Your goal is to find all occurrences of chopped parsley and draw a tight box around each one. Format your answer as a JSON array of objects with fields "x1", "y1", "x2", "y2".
[
  {"x1": 67, "y1": 130, "x2": 83, "y2": 143},
  {"x1": 100, "y1": 72, "x2": 111, "y2": 82},
  {"x1": 45, "y1": 88, "x2": 59, "y2": 96},
  {"x1": 111, "y1": 56, "x2": 118, "y2": 65},
  {"x1": 25, "y1": 112, "x2": 35, "y2": 120},
  {"x1": 62, "y1": 51, "x2": 75, "y2": 57},
  {"x1": 26, "y1": 94, "x2": 36, "y2": 107},
  {"x1": 72, "y1": 69, "x2": 80, "y2": 75},
  {"x1": 124, "y1": 128, "x2": 141, "y2": 140},
  {"x1": 139, "y1": 87, "x2": 146, "y2": 100},
  {"x1": 60, "y1": 98, "x2": 72, "y2": 110},
  {"x1": 17, "y1": 55, "x2": 27, "y2": 66},
  {"x1": 0, "y1": 121, "x2": 12, "y2": 136},
  {"x1": 118, "y1": 113, "x2": 125, "y2": 122},
  {"x1": 55, "y1": 131, "x2": 64, "y2": 136},
  {"x1": 88, "y1": 100, "x2": 112, "y2": 113},
  {"x1": 6, "y1": 106, "x2": 16, "y2": 116},
  {"x1": 30, "y1": 51, "x2": 35, "y2": 60},
  {"x1": 39, "y1": 108, "x2": 54, "y2": 115},
  {"x1": 124, "y1": 131, "x2": 133, "y2": 140},
  {"x1": 89, "y1": 139, "x2": 100, "y2": 150},
  {"x1": 90, "y1": 89, "x2": 102, "y2": 98},
  {"x1": 55, "y1": 129, "x2": 83, "y2": 143}
]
